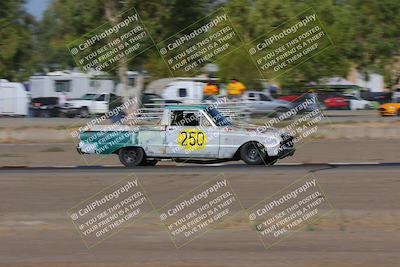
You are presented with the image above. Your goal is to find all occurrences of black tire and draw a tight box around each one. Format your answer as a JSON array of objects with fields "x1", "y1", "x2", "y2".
[
  {"x1": 240, "y1": 142, "x2": 266, "y2": 165},
  {"x1": 118, "y1": 147, "x2": 145, "y2": 167},
  {"x1": 142, "y1": 159, "x2": 158, "y2": 166},
  {"x1": 79, "y1": 107, "x2": 89, "y2": 118}
]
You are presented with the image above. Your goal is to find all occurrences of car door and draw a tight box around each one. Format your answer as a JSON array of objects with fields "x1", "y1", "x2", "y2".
[
  {"x1": 246, "y1": 92, "x2": 257, "y2": 113},
  {"x1": 165, "y1": 109, "x2": 219, "y2": 158},
  {"x1": 94, "y1": 94, "x2": 108, "y2": 114},
  {"x1": 345, "y1": 95, "x2": 357, "y2": 110},
  {"x1": 248, "y1": 92, "x2": 264, "y2": 113},
  {"x1": 255, "y1": 93, "x2": 274, "y2": 112}
]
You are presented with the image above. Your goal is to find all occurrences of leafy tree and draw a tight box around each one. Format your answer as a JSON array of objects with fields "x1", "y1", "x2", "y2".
[
  {"x1": 345, "y1": 0, "x2": 400, "y2": 85},
  {"x1": 36, "y1": 0, "x2": 104, "y2": 71},
  {"x1": 0, "y1": 0, "x2": 36, "y2": 81}
]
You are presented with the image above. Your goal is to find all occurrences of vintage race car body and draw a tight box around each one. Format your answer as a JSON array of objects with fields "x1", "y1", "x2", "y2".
[{"x1": 77, "y1": 105, "x2": 295, "y2": 166}]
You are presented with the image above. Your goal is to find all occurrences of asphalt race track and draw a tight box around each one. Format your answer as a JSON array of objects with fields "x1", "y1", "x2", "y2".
[{"x1": 0, "y1": 161, "x2": 399, "y2": 173}]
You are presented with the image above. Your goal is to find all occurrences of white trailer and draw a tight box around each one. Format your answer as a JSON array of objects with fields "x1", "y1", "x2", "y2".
[
  {"x1": 146, "y1": 77, "x2": 218, "y2": 103},
  {"x1": 0, "y1": 79, "x2": 29, "y2": 116},
  {"x1": 30, "y1": 70, "x2": 144, "y2": 99},
  {"x1": 29, "y1": 70, "x2": 115, "y2": 99}
]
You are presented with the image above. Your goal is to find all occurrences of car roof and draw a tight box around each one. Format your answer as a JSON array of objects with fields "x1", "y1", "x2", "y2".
[{"x1": 165, "y1": 105, "x2": 208, "y2": 110}]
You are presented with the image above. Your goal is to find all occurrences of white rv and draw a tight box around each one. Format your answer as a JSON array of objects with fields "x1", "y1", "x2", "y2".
[
  {"x1": 146, "y1": 77, "x2": 218, "y2": 103},
  {"x1": 30, "y1": 70, "x2": 144, "y2": 99},
  {"x1": 29, "y1": 70, "x2": 115, "y2": 99},
  {"x1": 0, "y1": 79, "x2": 29, "y2": 116}
]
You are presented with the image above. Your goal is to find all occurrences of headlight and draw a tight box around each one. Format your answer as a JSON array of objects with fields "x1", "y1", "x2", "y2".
[{"x1": 388, "y1": 106, "x2": 396, "y2": 110}]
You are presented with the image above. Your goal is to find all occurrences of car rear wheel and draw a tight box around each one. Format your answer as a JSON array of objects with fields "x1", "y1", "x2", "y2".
[
  {"x1": 118, "y1": 147, "x2": 145, "y2": 167},
  {"x1": 240, "y1": 142, "x2": 266, "y2": 165}
]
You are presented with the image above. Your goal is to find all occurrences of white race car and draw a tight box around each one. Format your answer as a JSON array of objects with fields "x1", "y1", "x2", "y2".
[{"x1": 77, "y1": 105, "x2": 295, "y2": 166}]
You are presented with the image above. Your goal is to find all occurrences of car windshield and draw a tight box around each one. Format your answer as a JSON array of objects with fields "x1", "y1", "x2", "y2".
[
  {"x1": 81, "y1": 94, "x2": 97, "y2": 100},
  {"x1": 206, "y1": 107, "x2": 232, "y2": 126}
]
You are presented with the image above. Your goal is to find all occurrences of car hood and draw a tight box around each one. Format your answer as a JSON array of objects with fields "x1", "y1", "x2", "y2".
[{"x1": 380, "y1": 103, "x2": 400, "y2": 108}]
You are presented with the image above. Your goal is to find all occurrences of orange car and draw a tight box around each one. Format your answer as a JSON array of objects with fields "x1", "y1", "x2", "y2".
[{"x1": 379, "y1": 102, "x2": 400, "y2": 116}]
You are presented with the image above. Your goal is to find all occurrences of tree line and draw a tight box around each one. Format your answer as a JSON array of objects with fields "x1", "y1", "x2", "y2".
[{"x1": 1, "y1": 0, "x2": 400, "y2": 89}]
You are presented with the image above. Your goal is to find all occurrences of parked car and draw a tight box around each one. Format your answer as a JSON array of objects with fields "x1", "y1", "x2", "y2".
[
  {"x1": 61, "y1": 93, "x2": 123, "y2": 118},
  {"x1": 323, "y1": 97, "x2": 349, "y2": 110},
  {"x1": 343, "y1": 94, "x2": 372, "y2": 110},
  {"x1": 242, "y1": 91, "x2": 292, "y2": 116},
  {"x1": 30, "y1": 97, "x2": 60, "y2": 117},
  {"x1": 379, "y1": 101, "x2": 400, "y2": 116},
  {"x1": 277, "y1": 95, "x2": 300, "y2": 102},
  {"x1": 392, "y1": 88, "x2": 400, "y2": 102},
  {"x1": 360, "y1": 91, "x2": 392, "y2": 104},
  {"x1": 76, "y1": 105, "x2": 295, "y2": 166},
  {"x1": 277, "y1": 93, "x2": 320, "y2": 113}
]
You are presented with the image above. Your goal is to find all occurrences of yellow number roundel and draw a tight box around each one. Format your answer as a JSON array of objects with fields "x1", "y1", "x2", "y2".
[{"x1": 177, "y1": 129, "x2": 208, "y2": 150}]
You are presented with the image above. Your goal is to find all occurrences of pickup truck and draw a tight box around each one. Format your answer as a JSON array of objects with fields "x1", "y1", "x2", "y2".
[
  {"x1": 62, "y1": 93, "x2": 122, "y2": 117},
  {"x1": 242, "y1": 91, "x2": 293, "y2": 116},
  {"x1": 76, "y1": 105, "x2": 295, "y2": 166}
]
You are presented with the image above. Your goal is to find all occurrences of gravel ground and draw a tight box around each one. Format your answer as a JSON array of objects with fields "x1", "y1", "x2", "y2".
[{"x1": 0, "y1": 167, "x2": 398, "y2": 266}]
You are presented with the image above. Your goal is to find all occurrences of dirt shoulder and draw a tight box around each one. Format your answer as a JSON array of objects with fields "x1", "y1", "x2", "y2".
[
  {"x1": 0, "y1": 168, "x2": 398, "y2": 267},
  {"x1": 1, "y1": 120, "x2": 400, "y2": 144}
]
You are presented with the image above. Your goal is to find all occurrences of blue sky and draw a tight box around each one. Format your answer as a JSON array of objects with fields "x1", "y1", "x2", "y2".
[{"x1": 24, "y1": 0, "x2": 52, "y2": 19}]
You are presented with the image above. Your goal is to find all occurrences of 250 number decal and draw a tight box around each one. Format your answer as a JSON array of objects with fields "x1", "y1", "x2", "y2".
[{"x1": 177, "y1": 129, "x2": 207, "y2": 150}]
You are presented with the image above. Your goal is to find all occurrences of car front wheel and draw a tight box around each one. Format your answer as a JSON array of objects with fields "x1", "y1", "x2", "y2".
[
  {"x1": 118, "y1": 147, "x2": 145, "y2": 167},
  {"x1": 240, "y1": 142, "x2": 266, "y2": 165}
]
